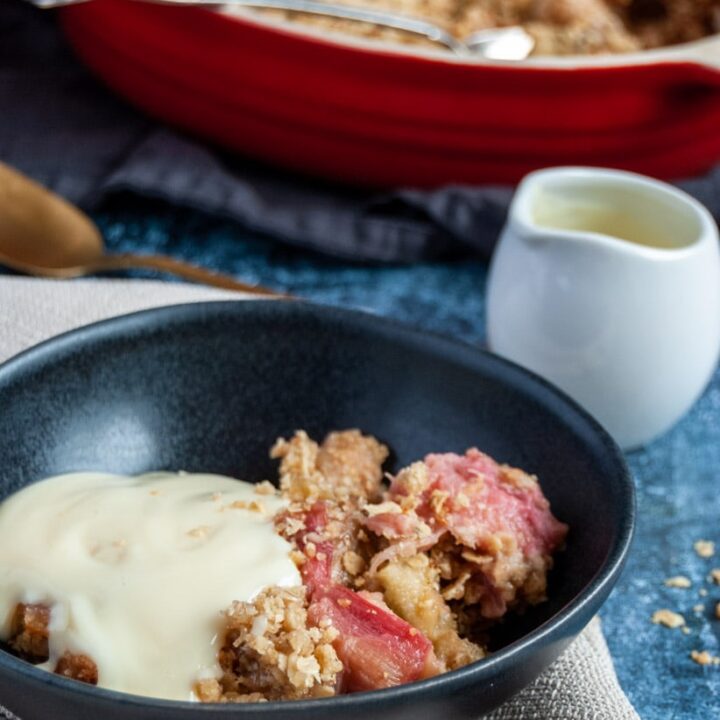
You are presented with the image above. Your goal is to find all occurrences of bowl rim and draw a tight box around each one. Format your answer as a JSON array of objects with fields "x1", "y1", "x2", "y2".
[
  {"x1": 213, "y1": 5, "x2": 720, "y2": 71},
  {"x1": 0, "y1": 299, "x2": 636, "y2": 713}
]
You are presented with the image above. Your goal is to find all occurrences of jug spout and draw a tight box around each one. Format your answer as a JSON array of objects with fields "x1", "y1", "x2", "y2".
[{"x1": 487, "y1": 167, "x2": 720, "y2": 450}]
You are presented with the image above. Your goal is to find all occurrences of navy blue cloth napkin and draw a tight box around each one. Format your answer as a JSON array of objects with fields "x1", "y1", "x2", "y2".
[{"x1": 1, "y1": 0, "x2": 719, "y2": 262}]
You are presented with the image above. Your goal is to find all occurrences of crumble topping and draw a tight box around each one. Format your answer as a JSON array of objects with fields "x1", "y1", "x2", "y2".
[
  {"x1": 236, "y1": 0, "x2": 720, "y2": 56},
  {"x1": 200, "y1": 586, "x2": 343, "y2": 702}
]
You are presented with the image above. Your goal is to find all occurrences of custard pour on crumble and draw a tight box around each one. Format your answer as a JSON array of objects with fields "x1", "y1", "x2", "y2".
[{"x1": 0, "y1": 430, "x2": 567, "y2": 702}]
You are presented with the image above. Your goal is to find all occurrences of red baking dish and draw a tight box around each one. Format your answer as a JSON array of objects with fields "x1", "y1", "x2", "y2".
[{"x1": 60, "y1": 0, "x2": 720, "y2": 187}]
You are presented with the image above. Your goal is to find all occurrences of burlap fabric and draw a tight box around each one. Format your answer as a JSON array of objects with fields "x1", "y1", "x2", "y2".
[{"x1": 0, "y1": 277, "x2": 639, "y2": 720}]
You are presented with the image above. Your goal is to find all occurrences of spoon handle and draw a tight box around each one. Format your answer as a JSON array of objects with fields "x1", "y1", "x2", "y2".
[
  {"x1": 92, "y1": 253, "x2": 286, "y2": 296},
  {"x1": 0, "y1": 252, "x2": 286, "y2": 297}
]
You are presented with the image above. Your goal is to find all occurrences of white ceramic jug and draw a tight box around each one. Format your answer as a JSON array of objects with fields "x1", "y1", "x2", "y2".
[{"x1": 487, "y1": 167, "x2": 720, "y2": 450}]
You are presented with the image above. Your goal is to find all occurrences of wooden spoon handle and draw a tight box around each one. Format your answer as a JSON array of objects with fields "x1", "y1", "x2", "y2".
[
  {"x1": 0, "y1": 251, "x2": 285, "y2": 297},
  {"x1": 89, "y1": 253, "x2": 286, "y2": 297}
]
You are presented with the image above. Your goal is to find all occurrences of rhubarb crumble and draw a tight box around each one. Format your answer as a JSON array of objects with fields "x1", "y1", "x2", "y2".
[
  {"x1": 227, "y1": 0, "x2": 720, "y2": 56},
  {"x1": 0, "y1": 430, "x2": 567, "y2": 702}
]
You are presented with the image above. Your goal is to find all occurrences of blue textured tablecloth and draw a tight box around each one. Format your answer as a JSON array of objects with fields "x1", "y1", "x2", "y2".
[{"x1": 4, "y1": 196, "x2": 719, "y2": 717}]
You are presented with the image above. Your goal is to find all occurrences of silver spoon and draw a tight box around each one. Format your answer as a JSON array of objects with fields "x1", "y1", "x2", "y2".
[{"x1": 27, "y1": 0, "x2": 536, "y2": 59}]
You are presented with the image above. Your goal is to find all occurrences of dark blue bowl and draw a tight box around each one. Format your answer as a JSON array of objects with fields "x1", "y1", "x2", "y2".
[{"x1": 0, "y1": 300, "x2": 634, "y2": 720}]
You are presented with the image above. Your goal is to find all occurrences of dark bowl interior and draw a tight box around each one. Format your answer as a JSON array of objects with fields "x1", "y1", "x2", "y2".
[{"x1": 0, "y1": 301, "x2": 634, "y2": 720}]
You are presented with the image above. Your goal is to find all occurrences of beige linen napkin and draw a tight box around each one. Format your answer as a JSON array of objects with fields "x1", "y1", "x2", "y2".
[{"x1": 0, "y1": 277, "x2": 639, "y2": 720}]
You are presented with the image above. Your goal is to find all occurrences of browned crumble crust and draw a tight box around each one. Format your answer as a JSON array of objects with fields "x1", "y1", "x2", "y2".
[
  {"x1": 198, "y1": 586, "x2": 342, "y2": 702},
  {"x1": 271, "y1": 430, "x2": 388, "y2": 504},
  {"x1": 272, "y1": 430, "x2": 387, "y2": 588},
  {"x1": 8, "y1": 603, "x2": 98, "y2": 685},
  {"x1": 8, "y1": 603, "x2": 50, "y2": 661},
  {"x1": 54, "y1": 652, "x2": 99, "y2": 685}
]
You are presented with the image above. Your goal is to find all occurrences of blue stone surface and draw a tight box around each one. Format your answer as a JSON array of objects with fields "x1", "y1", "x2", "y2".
[{"x1": 6, "y1": 196, "x2": 720, "y2": 718}]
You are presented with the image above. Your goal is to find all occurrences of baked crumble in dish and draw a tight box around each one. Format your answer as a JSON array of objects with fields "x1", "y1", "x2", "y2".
[
  {"x1": 233, "y1": 0, "x2": 720, "y2": 56},
  {"x1": 3, "y1": 430, "x2": 567, "y2": 702}
]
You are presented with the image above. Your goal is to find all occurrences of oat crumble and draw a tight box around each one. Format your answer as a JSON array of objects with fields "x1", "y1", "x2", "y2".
[
  {"x1": 235, "y1": 0, "x2": 720, "y2": 56},
  {"x1": 4, "y1": 429, "x2": 567, "y2": 703}
]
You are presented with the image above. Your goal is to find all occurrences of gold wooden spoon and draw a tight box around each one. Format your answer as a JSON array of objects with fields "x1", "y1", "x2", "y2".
[{"x1": 0, "y1": 162, "x2": 284, "y2": 296}]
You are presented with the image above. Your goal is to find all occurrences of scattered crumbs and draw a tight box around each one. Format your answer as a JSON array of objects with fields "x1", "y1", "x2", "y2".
[
  {"x1": 254, "y1": 481, "x2": 277, "y2": 496},
  {"x1": 664, "y1": 576, "x2": 692, "y2": 588},
  {"x1": 694, "y1": 540, "x2": 715, "y2": 559},
  {"x1": 716, "y1": 602, "x2": 720, "y2": 620},
  {"x1": 699, "y1": 588, "x2": 709, "y2": 597},
  {"x1": 226, "y1": 499, "x2": 265, "y2": 514},
  {"x1": 682, "y1": 627, "x2": 691, "y2": 635},
  {"x1": 690, "y1": 650, "x2": 720, "y2": 666},
  {"x1": 711, "y1": 569, "x2": 720, "y2": 585},
  {"x1": 149, "y1": 490, "x2": 160, "y2": 497},
  {"x1": 651, "y1": 609, "x2": 685, "y2": 629},
  {"x1": 336, "y1": 598, "x2": 351, "y2": 608},
  {"x1": 693, "y1": 604, "x2": 705, "y2": 614},
  {"x1": 211, "y1": 492, "x2": 223, "y2": 502}
]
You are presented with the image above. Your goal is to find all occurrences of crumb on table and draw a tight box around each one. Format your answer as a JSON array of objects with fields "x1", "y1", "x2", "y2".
[
  {"x1": 690, "y1": 649, "x2": 720, "y2": 666},
  {"x1": 664, "y1": 576, "x2": 692, "y2": 589},
  {"x1": 651, "y1": 609, "x2": 685, "y2": 629},
  {"x1": 694, "y1": 540, "x2": 715, "y2": 559}
]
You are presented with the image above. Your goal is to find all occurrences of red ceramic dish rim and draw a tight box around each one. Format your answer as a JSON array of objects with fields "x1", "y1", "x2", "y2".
[{"x1": 216, "y1": 7, "x2": 720, "y2": 72}]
